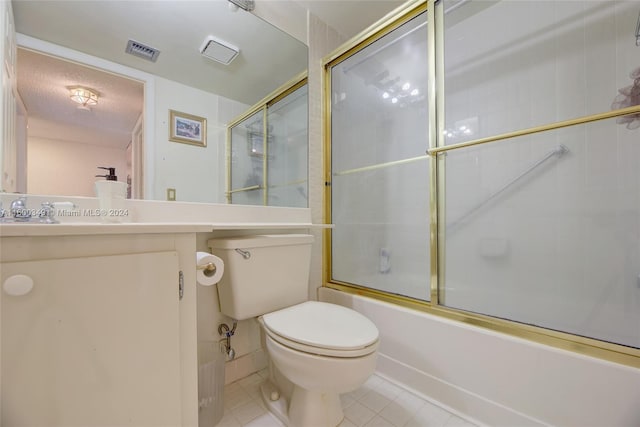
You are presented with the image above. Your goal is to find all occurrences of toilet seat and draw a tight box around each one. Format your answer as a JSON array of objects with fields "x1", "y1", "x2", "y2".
[{"x1": 261, "y1": 301, "x2": 379, "y2": 358}]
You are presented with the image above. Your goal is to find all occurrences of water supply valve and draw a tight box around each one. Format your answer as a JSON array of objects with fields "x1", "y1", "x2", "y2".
[{"x1": 218, "y1": 321, "x2": 237, "y2": 360}]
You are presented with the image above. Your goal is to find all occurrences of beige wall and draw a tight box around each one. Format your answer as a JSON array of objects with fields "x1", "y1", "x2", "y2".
[
  {"x1": 27, "y1": 136, "x2": 128, "y2": 197},
  {"x1": 153, "y1": 76, "x2": 247, "y2": 203}
]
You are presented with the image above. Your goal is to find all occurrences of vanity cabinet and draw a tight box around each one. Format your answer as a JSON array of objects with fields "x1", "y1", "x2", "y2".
[
  {"x1": 0, "y1": 233, "x2": 198, "y2": 427},
  {"x1": 0, "y1": 203, "x2": 320, "y2": 426}
]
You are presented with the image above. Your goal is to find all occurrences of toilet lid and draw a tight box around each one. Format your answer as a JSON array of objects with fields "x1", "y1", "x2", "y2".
[{"x1": 262, "y1": 301, "x2": 379, "y2": 352}]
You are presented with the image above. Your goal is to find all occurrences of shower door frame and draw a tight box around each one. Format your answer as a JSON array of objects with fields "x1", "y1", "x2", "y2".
[
  {"x1": 322, "y1": 0, "x2": 640, "y2": 368},
  {"x1": 227, "y1": 72, "x2": 308, "y2": 206}
]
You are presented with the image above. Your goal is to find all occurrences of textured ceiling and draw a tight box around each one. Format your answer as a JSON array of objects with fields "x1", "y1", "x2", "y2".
[{"x1": 18, "y1": 48, "x2": 143, "y2": 149}]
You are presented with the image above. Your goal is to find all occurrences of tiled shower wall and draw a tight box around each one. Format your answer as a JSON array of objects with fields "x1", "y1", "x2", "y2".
[{"x1": 442, "y1": 0, "x2": 640, "y2": 348}]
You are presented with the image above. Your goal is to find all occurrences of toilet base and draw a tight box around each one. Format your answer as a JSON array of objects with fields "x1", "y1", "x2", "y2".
[
  {"x1": 260, "y1": 380, "x2": 344, "y2": 427},
  {"x1": 260, "y1": 380, "x2": 289, "y2": 425},
  {"x1": 289, "y1": 385, "x2": 343, "y2": 427}
]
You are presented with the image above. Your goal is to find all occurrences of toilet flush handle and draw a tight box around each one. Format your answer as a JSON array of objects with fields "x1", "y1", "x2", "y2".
[{"x1": 235, "y1": 248, "x2": 251, "y2": 259}]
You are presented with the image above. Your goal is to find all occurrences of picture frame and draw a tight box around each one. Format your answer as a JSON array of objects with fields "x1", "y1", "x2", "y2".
[{"x1": 169, "y1": 110, "x2": 207, "y2": 147}]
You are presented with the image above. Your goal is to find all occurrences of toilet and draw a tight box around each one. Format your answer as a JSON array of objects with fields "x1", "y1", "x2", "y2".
[{"x1": 208, "y1": 234, "x2": 379, "y2": 427}]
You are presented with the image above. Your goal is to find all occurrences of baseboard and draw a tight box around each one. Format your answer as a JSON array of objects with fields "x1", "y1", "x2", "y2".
[{"x1": 224, "y1": 348, "x2": 268, "y2": 385}]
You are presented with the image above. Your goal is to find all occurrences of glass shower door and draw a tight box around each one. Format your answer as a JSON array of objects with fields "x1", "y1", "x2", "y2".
[{"x1": 328, "y1": 9, "x2": 431, "y2": 301}]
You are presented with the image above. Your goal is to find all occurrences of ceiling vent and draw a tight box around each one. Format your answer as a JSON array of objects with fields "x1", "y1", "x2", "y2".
[
  {"x1": 125, "y1": 40, "x2": 160, "y2": 63},
  {"x1": 200, "y1": 36, "x2": 239, "y2": 65}
]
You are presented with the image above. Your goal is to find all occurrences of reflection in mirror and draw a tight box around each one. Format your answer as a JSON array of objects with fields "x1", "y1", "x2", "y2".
[
  {"x1": 7, "y1": 0, "x2": 308, "y2": 204},
  {"x1": 228, "y1": 76, "x2": 308, "y2": 208},
  {"x1": 17, "y1": 48, "x2": 145, "y2": 199},
  {"x1": 266, "y1": 81, "x2": 308, "y2": 207},
  {"x1": 230, "y1": 109, "x2": 265, "y2": 205}
]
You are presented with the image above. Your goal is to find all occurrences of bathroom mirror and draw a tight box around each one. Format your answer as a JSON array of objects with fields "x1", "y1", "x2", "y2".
[{"x1": 8, "y1": 0, "x2": 308, "y2": 204}]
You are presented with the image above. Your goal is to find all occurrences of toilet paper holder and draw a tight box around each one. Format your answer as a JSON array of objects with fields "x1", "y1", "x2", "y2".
[
  {"x1": 195, "y1": 252, "x2": 224, "y2": 287},
  {"x1": 197, "y1": 262, "x2": 217, "y2": 274}
]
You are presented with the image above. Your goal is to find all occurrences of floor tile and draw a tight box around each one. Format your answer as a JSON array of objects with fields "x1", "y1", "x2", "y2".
[
  {"x1": 363, "y1": 415, "x2": 395, "y2": 427},
  {"x1": 359, "y1": 389, "x2": 392, "y2": 413},
  {"x1": 372, "y1": 379, "x2": 403, "y2": 400},
  {"x1": 224, "y1": 385, "x2": 253, "y2": 411},
  {"x1": 405, "y1": 401, "x2": 453, "y2": 427},
  {"x1": 347, "y1": 383, "x2": 374, "y2": 401},
  {"x1": 394, "y1": 390, "x2": 427, "y2": 413},
  {"x1": 243, "y1": 413, "x2": 284, "y2": 427},
  {"x1": 216, "y1": 413, "x2": 242, "y2": 427},
  {"x1": 338, "y1": 417, "x2": 359, "y2": 427},
  {"x1": 378, "y1": 400, "x2": 422, "y2": 427},
  {"x1": 340, "y1": 393, "x2": 356, "y2": 409},
  {"x1": 343, "y1": 401, "x2": 377, "y2": 427},
  {"x1": 221, "y1": 372, "x2": 478, "y2": 427},
  {"x1": 232, "y1": 400, "x2": 267, "y2": 425}
]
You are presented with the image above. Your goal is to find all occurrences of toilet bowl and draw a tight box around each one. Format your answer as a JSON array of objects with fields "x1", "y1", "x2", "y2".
[
  {"x1": 207, "y1": 235, "x2": 379, "y2": 426},
  {"x1": 260, "y1": 301, "x2": 378, "y2": 427}
]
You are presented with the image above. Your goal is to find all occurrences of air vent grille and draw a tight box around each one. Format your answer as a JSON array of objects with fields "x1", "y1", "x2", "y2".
[{"x1": 125, "y1": 40, "x2": 160, "y2": 62}]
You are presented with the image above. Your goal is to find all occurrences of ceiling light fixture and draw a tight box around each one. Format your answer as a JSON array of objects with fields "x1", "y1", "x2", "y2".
[{"x1": 68, "y1": 86, "x2": 99, "y2": 107}]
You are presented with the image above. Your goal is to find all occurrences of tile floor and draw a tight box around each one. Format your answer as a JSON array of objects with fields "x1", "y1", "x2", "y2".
[{"x1": 217, "y1": 369, "x2": 478, "y2": 427}]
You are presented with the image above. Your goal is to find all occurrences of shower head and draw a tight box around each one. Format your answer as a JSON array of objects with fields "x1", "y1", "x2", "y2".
[{"x1": 228, "y1": 0, "x2": 254, "y2": 11}]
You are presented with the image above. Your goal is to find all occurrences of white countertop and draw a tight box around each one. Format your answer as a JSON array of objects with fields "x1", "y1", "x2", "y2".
[
  {"x1": 0, "y1": 195, "x2": 333, "y2": 237},
  {"x1": 0, "y1": 222, "x2": 332, "y2": 237}
]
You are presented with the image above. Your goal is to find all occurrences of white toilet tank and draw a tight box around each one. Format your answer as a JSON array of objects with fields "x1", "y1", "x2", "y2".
[{"x1": 208, "y1": 234, "x2": 314, "y2": 320}]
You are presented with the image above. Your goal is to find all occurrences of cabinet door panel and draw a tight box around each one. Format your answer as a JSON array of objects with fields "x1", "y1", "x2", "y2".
[{"x1": 1, "y1": 251, "x2": 181, "y2": 426}]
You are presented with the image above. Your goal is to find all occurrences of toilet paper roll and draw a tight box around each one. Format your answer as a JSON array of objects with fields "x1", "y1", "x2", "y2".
[{"x1": 196, "y1": 252, "x2": 224, "y2": 286}]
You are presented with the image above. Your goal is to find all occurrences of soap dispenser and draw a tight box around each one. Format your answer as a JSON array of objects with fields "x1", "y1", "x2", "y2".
[{"x1": 94, "y1": 166, "x2": 128, "y2": 223}]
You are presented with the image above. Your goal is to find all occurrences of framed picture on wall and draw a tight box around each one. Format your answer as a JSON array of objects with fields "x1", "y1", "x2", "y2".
[{"x1": 169, "y1": 110, "x2": 207, "y2": 147}]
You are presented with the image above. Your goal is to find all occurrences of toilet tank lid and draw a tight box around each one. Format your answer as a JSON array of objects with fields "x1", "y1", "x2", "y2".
[
  {"x1": 208, "y1": 234, "x2": 314, "y2": 249},
  {"x1": 262, "y1": 301, "x2": 379, "y2": 351}
]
